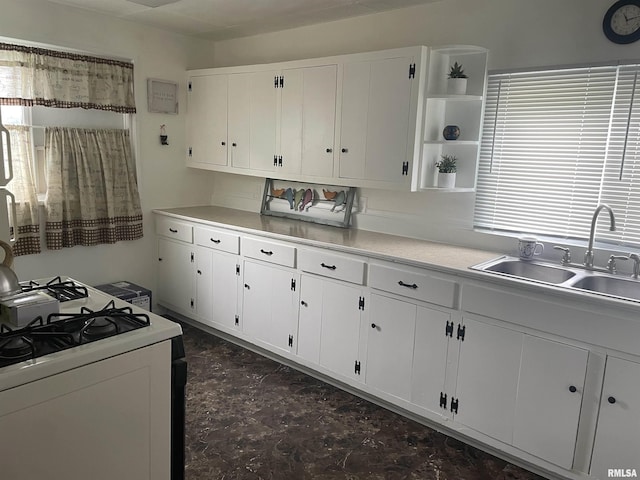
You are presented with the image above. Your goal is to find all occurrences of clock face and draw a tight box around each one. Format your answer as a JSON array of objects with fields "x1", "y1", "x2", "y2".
[{"x1": 604, "y1": 0, "x2": 640, "y2": 43}]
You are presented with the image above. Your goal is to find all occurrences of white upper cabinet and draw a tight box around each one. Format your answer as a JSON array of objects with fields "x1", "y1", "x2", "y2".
[
  {"x1": 186, "y1": 45, "x2": 456, "y2": 191},
  {"x1": 338, "y1": 53, "x2": 422, "y2": 188},
  {"x1": 280, "y1": 64, "x2": 337, "y2": 177},
  {"x1": 186, "y1": 74, "x2": 228, "y2": 167}
]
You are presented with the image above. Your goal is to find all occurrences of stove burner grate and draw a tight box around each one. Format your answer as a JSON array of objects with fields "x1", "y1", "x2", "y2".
[
  {"x1": 0, "y1": 300, "x2": 150, "y2": 368},
  {"x1": 20, "y1": 276, "x2": 89, "y2": 302}
]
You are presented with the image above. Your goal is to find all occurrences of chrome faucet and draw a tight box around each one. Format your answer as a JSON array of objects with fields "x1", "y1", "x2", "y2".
[{"x1": 584, "y1": 204, "x2": 616, "y2": 269}]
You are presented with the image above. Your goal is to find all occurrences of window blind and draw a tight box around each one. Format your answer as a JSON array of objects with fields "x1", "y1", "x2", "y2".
[{"x1": 475, "y1": 64, "x2": 640, "y2": 247}]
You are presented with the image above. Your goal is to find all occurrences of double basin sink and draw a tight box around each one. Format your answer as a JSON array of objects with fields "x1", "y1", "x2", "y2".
[{"x1": 471, "y1": 256, "x2": 640, "y2": 303}]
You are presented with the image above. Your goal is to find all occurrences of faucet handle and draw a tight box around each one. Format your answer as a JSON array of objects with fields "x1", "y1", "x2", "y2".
[
  {"x1": 629, "y1": 253, "x2": 640, "y2": 279},
  {"x1": 553, "y1": 246, "x2": 571, "y2": 265},
  {"x1": 607, "y1": 255, "x2": 629, "y2": 274}
]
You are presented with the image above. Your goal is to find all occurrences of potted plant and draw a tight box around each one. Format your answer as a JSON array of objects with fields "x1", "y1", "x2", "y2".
[
  {"x1": 436, "y1": 154, "x2": 457, "y2": 188},
  {"x1": 447, "y1": 61, "x2": 468, "y2": 95}
]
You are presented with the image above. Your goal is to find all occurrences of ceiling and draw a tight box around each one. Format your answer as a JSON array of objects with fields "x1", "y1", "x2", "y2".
[{"x1": 43, "y1": 0, "x2": 440, "y2": 41}]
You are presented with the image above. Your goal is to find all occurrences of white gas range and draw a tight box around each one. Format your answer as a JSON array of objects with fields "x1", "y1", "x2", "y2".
[{"x1": 0, "y1": 277, "x2": 185, "y2": 480}]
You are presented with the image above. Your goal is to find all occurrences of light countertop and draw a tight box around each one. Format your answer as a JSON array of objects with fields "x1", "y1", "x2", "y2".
[{"x1": 153, "y1": 205, "x2": 501, "y2": 275}]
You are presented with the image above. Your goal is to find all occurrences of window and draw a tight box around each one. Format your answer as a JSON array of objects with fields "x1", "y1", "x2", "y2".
[
  {"x1": 474, "y1": 64, "x2": 640, "y2": 247},
  {"x1": 0, "y1": 41, "x2": 140, "y2": 255}
]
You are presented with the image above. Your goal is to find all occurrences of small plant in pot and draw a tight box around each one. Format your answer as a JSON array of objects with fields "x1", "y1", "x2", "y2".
[
  {"x1": 436, "y1": 154, "x2": 457, "y2": 188},
  {"x1": 447, "y1": 61, "x2": 468, "y2": 94}
]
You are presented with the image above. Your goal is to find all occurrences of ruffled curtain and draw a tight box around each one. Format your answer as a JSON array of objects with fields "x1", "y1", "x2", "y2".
[
  {"x1": 5, "y1": 125, "x2": 40, "y2": 256},
  {"x1": 0, "y1": 43, "x2": 136, "y2": 113},
  {"x1": 44, "y1": 128, "x2": 143, "y2": 249}
]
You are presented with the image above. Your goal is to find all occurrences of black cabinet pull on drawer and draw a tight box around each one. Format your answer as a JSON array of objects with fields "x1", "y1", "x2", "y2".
[
  {"x1": 210, "y1": 238, "x2": 221, "y2": 244},
  {"x1": 398, "y1": 280, "x2": 418, "y2": 289},
  {"x1": 321, "y1": 263, "x2": 337, "y2": 270},
  {"x1": 169, "y1": 228, "x2": 178, "y2": 233},
  {"x1": 260, "y1": 249, "x2": 274, "y2": 256}
]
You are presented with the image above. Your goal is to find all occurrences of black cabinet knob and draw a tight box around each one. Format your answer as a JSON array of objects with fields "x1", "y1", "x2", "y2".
[
  {"x1": 608, "y1": 396, "x2": 616, "y2": 404},
  {"x1": 326, "y1": 148, "x2": 333, "y2": 153},
  {"x1": 301, "y1": 300, "x2": 308, "y2": 307},
  {"x1": 371, "y1": 323, "x2": 377, "y2": 329},
  {"x1": 221, "y1": 141, "x2": 226, "y2": 146},
  {"x1": 197, "y1": 269, "x2": 202, "y2": 275},
  {"x1": 232, "y1": 142, "x2": 237, "y2": 147},
  {"x1": 569, "y1": 385, "x2": 577, "y2": 393},
  {"x1": 341, "y1": 148, "x2": 348, "y2": 153}
]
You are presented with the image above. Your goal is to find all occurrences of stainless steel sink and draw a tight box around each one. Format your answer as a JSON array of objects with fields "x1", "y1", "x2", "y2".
[
  {"x1": 474, "y1": 257, "x2": 577, "y2": 284},
  {"x1": 569, "y1": 275, "x2": 640, "y2": 302},
  {"x1": 472, "y1": 255, "x2": 640, "y2": 303}
]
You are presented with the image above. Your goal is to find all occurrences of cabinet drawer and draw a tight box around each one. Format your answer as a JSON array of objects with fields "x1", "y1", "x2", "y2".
[
  {"x1": 298, "y1": 249, "x2": 365, "y2": 285},
  {"x1": 243, "y1": 237, "x2": 296, "y2": 268},
  {"x1": 369, "y1": 262, "x2": 457, "y2": 308},
  {"x1": 155, "y1": 216, "x2": 193, "y2": 243},
  {"x1": 194, "y1": 226, "x2": 240, "y2": 254}
]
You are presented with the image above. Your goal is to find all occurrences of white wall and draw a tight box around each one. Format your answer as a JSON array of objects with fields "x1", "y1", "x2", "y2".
[
  {"x1": 0, "y1": 0, "x2": 217, "y2": 292},
  {"x1": 206, "y1": 0, "x2": 640, "y2": 254}
]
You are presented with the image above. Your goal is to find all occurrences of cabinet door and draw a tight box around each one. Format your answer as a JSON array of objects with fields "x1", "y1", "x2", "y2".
[
  {"x1": 366, "y1": 294, "x2": 416, "y2": 401},
  {"x1": 513, "y1": 336, "x2": 588, "y2": 469},
  {"x1": 227, "y1": 72, "x2": 251, "y2": 169},
  {"x1": 591, "y1": 356, "x2": 640, "y2": 480},
  {"x1": 455, "y1": 317, "x2": 522, "y2": 444},
  {"x1": 249, "y1": 70, "x2": 279, "y2": 172},
  {"x1": 157, "y1": 238, "x2": 194, "y2": 314},
  {"x1": 186, "y1": 74, "x2": 228, "y2": 166},
  {"x1": 297, "y1": 274, "x2": 324, "y2": 364},
  {"x1": 194, "y1": 246, "x2": 213, "y2": 321},
  {"x1": 411, "y1": 306, "x2": 452, "y2": 417},
  {"x1": 211, "y1": 251, "x2": 241, "y2": 331},
  {"x1": 280, "y1": 65, "x2": 337, "y2": 177},
  {"x1": 195, "y1": 247, "x2": 240, "y2": 331},
  {"x1": 318, "y1": 280, "x2": 364, "y2": 381},
  {"x1": 242, "y1": 260, "x2": 297, "y2": 353},
  {"x1": 339, "y1": 56, "x2": 413, "y2": 184}
]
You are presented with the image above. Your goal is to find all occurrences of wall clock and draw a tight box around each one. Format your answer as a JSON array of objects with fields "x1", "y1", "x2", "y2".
[{"x1": 603, "y1": 0, "x2": 640, "y2": 44}]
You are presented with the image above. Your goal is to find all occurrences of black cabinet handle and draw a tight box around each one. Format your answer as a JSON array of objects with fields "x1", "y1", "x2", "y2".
[
  {"x1": 341, "y1": 148, "x2": 348, "y2": 153},
  {"x1": 260, "y1": 249, "x2": 274, "y2": 256},
  {"x1": 232, "y1": 142, "x2": 237, "y2": 147},
  {"x1": 608, "y1": 396, "x2": 616, "y2": 404},
  {"x1": 569, "y1": 385, "x2": 577, "y2": 393},
  {"x1": 244, "y1": 284, "x2": 250, "y2": 289},
  {"x1": 321, "y1": 263, "x2": 337, "y2": 270},
  {"x1": 169, "y1": 228, "x2": 178, "y2": 233},
  {"x1": 197, "y1": 269, "x2": 202, "y2": 275},
  {"x1": 158, "y1": 258, "x2": 163, "y2": 262},
  {"x1": 301, "y1": 300, "x2": 308, "y2": 307},
  {"x1": 210, "y1": 238, "x2": 221, "y2": 244},
  {"x1": 398, "y1": 281, "x2": 418, "y2": 289},
  {"x1": 221, "y1": 141, "x2": 226, "y2": 146},
  {"x1": 326, "y1": 148, "x2": 333, "y2": 153},
  {"x1": 371, "y1": 323, "x2": 377, "y2": 329}
]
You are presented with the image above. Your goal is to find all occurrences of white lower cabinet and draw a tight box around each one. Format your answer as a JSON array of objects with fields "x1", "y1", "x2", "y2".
[
  {"x1": 242, "y1": 260, "x2": 299, "y2": 354},
  {"x1": 194, "y1": 246, "x2": 241, "y2": 331},
  {"x1": 455, "y1": 317, "x2": 588, "y2": 469},
  {"x1": 366, "y1": 294, "x2": 417, "y2": 402},
  {"x1": 157, "y1": 237, "x2": 195, "y2": 315},
  {"x1": 411, "y1": 305, "x2": 455, "y2": 418},
  {"x1": 512, "y1": 335, "x2": 588, "y2": 470},
  {"x1": 590, "y1": 356, "x2": 640, "y2": 480},
  {"x1": 455, "y1": 317, "x2": 523, "y2": 444},
  {"x1": 311, "y1": 277, "x2": 366, "y2": 382}
]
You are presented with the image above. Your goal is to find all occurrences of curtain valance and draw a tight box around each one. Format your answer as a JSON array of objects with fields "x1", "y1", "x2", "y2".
[{"x1": 0, "y1": 43, "x2": 136, "y2": 113}]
